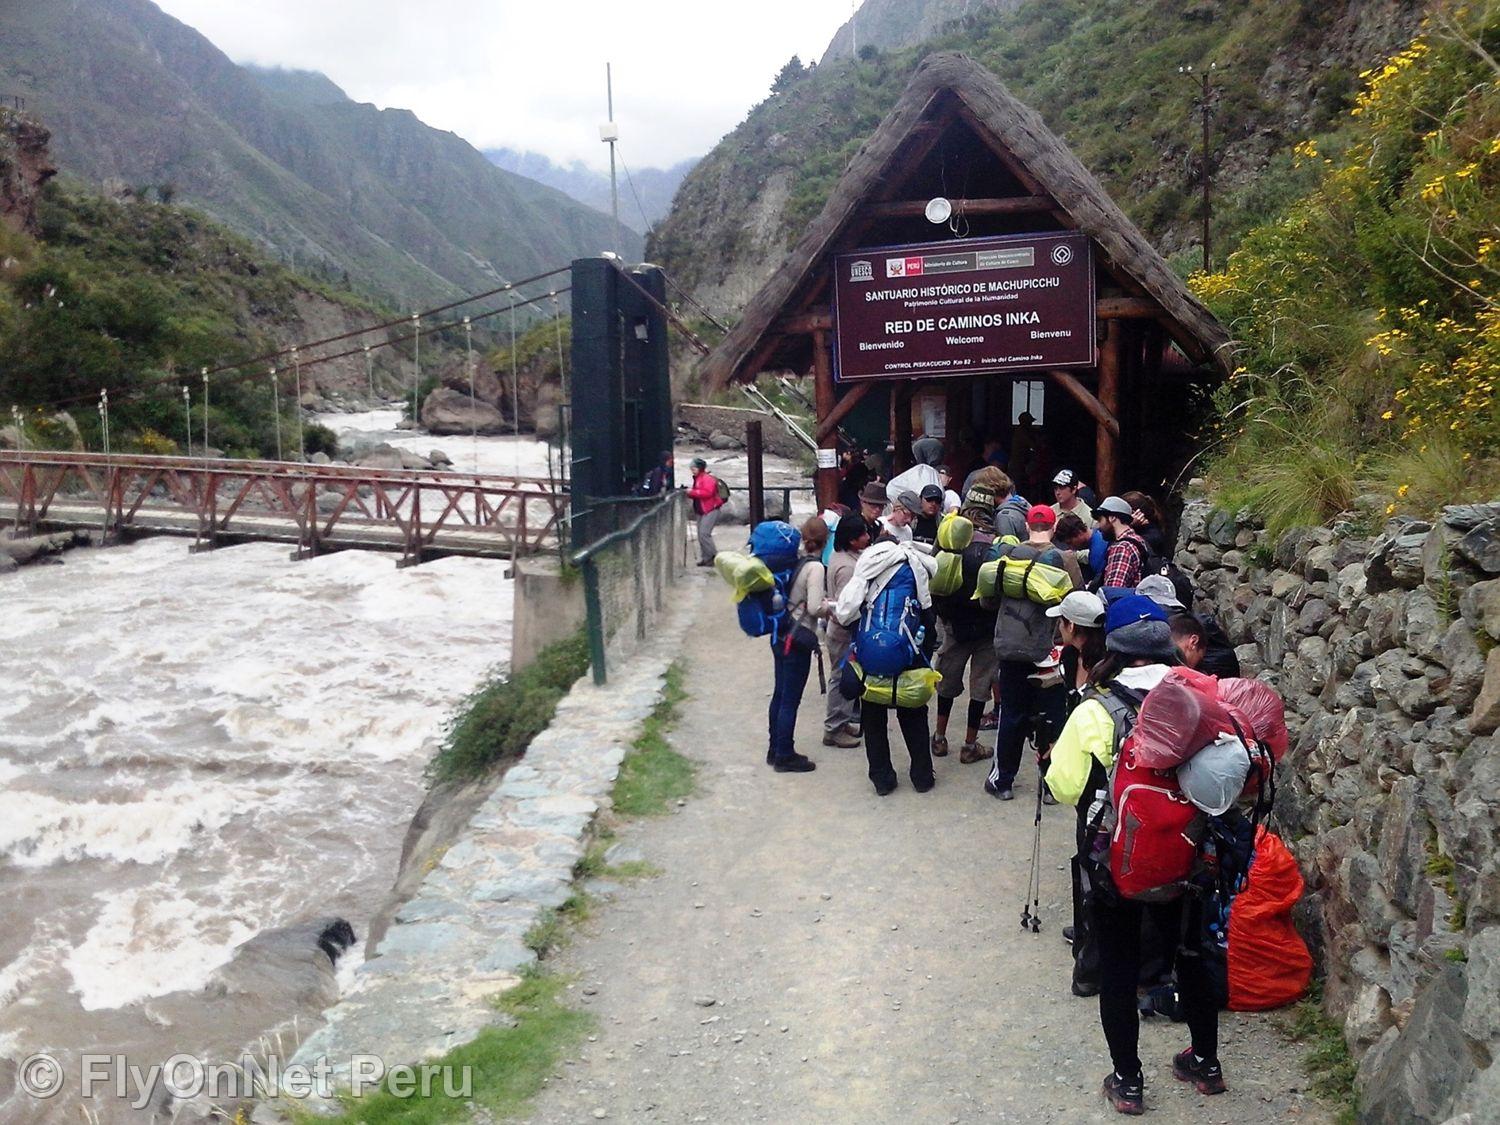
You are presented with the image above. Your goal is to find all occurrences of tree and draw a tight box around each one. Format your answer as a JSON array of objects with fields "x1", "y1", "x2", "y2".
[{"x1": 771, "y1": 56, "x2": 805, "y2": 95}]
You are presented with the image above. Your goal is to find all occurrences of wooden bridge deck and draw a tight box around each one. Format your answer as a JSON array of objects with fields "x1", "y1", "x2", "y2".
[{"x1": 0, "y1": 451, "x2": 567, "y2": 565}]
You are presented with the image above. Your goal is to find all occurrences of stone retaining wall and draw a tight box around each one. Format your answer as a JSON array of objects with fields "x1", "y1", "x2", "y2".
[{"x1": 1175, "y1": 498, "x2": 1500, "y2": 1124}]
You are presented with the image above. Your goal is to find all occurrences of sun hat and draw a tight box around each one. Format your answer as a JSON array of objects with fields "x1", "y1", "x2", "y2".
[
  {"x1": 1026, "y1": 503, "x2": 1056, "y2": 527},
  {"x1": 1093, "y1": 495, "x2": 1134, "y2": 519},
  {"x1": 858, "y1": 481, "x2": 888, "y2": 507},
  {"x1": 1136, "y1": 574, "x2": 1185, "y2": 611},
  {"x1": 1052, "y1": 468, "x2": 1078, "y2": 487},
  {"x1": 1046, "y1": 590, "x2": 1106, "y2": 627}
]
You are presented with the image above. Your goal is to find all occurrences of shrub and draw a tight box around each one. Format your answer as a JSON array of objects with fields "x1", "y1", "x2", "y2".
[{"x1": 426, "y1": 632, "x2": 591, "y2": 784}]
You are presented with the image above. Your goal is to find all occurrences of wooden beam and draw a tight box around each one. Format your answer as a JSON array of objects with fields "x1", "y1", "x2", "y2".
[
  {"x1": 1042, "y1": 368, "x2": 1119, "y2": 438},
  {"x1": 812, "y1": 329, "x2": 839, "y2": 509},
  {"x1": 774, "y1": 310, "x2": 833, "y2": 335},
  {"x1": 1097, "y1": 297, "x2": 1162, "y2": 320},
  {"x1": 1097, "y1": 321, "x2": 1122, "y2": 496},
  {"x1": 865, "y1": 195, "x2": 1053, "y2": 219},
  {"x1": 815, "y1": 381, "x2": 871, "y2": 442}
]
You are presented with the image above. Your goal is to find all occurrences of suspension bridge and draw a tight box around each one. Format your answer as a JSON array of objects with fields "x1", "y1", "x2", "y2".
[{"x1": 0, "y1": 450, "x2": 566, "y2": 565}]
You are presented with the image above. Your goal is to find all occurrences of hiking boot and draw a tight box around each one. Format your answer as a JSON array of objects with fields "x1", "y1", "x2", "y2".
[
  {"x1": 822, "y1": 730, "x2": 860, "y2": 748},
  {"x1": 979, "y1": 709, "x2": 999, "y2": 731},
  {"x1": 911, "y1": 773, "x2": 935, "y2": 793},
  {"x1": 984, "y1": 781, "x2": 1015, "y2": 800},
  {"x1": 696, "y1": 559, "x2": 714, "y2": 568},
  {"x1": 959, "y1": 741, "x2": 986, "y2": 764},
  {"x1": 931, "y1": 734, "x2": 949, "y2": 757},
  {"x1": 1042, "y1": 789, "x2": 1057, "y2": 806},
  {"x1": 773, "y1": 754, "x2": 816, "y2": 773},
  {"x1": 873, "y1": 775, "x2": 898, "y2": 796},
  {"x1": 1102, "y1": 1071, "x2": 1144, "y2": 1115},
  {"x1": 1062, "y1": 925, "x2": 1076, "y2": 945},
  {"x1": 1071, "y1": 979, "x2": 1100, "y2": 998},
  {"x1": 843, "y1": 723, "x2": 862, "y2": 738},
  {"x1": 1172, "y1": 1049, "x2": 1226, "y2": 1095}
]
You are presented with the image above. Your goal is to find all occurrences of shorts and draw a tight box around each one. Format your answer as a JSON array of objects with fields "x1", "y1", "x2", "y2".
[{"x1": 934, "y1": 632, "x2": 998, "y2": 700}]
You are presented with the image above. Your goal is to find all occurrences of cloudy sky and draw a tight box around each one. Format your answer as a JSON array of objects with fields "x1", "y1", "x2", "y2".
[{"x1": 153, "y1": 0, "x2": 855, "y2": 171}]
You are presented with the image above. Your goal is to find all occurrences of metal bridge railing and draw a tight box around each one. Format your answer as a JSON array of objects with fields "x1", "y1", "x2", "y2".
[{"x1": 571, "y1": 490, "x2": 688, "y2": 684}]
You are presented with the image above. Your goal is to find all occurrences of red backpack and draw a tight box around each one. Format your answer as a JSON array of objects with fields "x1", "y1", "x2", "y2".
[{"x1": 1109, "y1": 730, "x2": 1208, "y2": 902}]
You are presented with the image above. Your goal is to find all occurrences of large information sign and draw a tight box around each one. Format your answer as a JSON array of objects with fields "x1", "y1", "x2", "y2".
[{"x1": 832, "y1": 231, "x2": 1096, "y2": 382}]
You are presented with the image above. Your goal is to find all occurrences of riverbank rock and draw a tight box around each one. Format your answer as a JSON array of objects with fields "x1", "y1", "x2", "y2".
[{"x1": 420, "y1": 387, "x2": 508, "y2": 435}]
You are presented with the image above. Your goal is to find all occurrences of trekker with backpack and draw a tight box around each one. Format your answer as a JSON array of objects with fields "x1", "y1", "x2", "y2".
[
  {"x1": 1045, "y1": 595, "x2": 1225, "y2": 1116},
  {"x1": 1093, "y1": 496, "x2": 1152, "y2": 591},
  {"x1": 833, "y1": 537, "x2": 940, "y2": 795},
  {"x1": 984, "y1": 505, "x2": 1076, "y2": 800},
  {"x1": 1170, "y1": 612, "x2": 1242, "y2": 678},
  {"x1": 687, "y1": 457, "x2": 729, "y2": 566},
  {"x1": 764, "y1": 518, "x2": 829, "y2": 773},
  {"x1": 931, "y1": 503, "x2": 999, "y2": 764},
  {"x1": 823, "y1": 514, "x2": 871, "y2": 748}
]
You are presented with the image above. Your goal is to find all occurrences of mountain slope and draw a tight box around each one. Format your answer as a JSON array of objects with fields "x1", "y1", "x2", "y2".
[
  {"x1": 822, "y1": 0, "x2": 1022, "y2": 62},
  {"x1": 652, "y1": 0, "x2": 1428, "y2": 316},
  {"x1": 484, "y1": 148, "x2": 698, "y2": 234},
  {"x1": 0, "y1": 0, "x2": 640, "y2": 307}
]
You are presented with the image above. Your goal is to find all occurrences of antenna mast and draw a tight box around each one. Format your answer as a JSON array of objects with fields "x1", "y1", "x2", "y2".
[{"x1": 601, "y1": 63, "x2": 621, "y2": 258}]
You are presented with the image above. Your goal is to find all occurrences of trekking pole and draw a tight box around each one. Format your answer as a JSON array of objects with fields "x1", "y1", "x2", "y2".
[{"x1": 1020, "y1": 731, "x2": 1045, "y2": 934}]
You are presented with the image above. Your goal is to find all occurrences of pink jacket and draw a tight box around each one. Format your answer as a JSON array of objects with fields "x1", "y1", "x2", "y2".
[{"x1": 688, "y1": 472, "x2": 725, "y2": 515}]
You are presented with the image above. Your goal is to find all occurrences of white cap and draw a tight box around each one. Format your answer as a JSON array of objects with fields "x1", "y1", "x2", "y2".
[
  {"x1": 1136, "y1": 574, "x2": 1185, "y2": 611},
  {"x1": 1046, "y1": 590, "x2": 1106, "y2": 627}
]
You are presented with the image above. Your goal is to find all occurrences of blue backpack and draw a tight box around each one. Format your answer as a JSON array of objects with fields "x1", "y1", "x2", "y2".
[
  {"x1": 737, "y1": 521, "x2": 803, "y2": 643},
  {"x1": 854, "y1": 561, "x2": 925, "y2": 675}
]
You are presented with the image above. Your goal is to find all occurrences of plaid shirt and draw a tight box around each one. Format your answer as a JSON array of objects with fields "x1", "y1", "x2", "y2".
[{"x1": 1100, "y1": 528, "x2": 1148, "y2": 589}]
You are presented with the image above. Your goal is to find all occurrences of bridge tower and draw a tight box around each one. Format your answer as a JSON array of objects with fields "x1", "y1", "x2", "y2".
[{"x1": 569, "y1": 257, "x2": 671, "y2": 547}]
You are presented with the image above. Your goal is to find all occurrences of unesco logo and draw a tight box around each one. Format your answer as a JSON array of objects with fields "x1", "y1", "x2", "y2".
[
  {"x1": 849, "y1": 260, "x2": 873, "y2": 282},
  {"x1": 1050, "y1": 243, "x2": 1074, "y2": 266}
]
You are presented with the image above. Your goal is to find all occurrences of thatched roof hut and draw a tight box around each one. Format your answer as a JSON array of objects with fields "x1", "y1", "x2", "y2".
[{"x1": 696, "y1": 52, "x2": 1232, "y2": 502}]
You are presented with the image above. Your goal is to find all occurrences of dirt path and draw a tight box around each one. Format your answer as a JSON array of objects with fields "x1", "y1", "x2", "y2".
[{"x1": 525, "y1": 571, "x2": 1330, "y2": 1124}]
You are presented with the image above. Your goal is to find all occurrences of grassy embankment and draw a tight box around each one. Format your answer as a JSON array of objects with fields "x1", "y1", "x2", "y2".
[
  {"x1": 1193, "y1": 5, "x2": 1499, "y2": 531},
  {"x1": 303, "y1": 664, "x2": 693, "y2": 1124}
]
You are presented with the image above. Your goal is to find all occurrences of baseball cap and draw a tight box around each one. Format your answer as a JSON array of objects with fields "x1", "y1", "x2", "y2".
[
  {"x1": 1026, "y1": 504, "x2": 1056, "y2": 527},
  {"x1": 1104, "y1": 593, "x2": 1170, "y2": 633},
  {"x1": 1093, "y1": 495, "x2": 1134, "y2": 519},
  {"x1": 1052, "y1": 468, "x2": 1078, "y2": 487},
  {"x1": 920, "y1": 484, "x2": 944, "y2": 503},
  {"x1": 895, "y1": 490, "x2": 922, "y2": 515},
  {"x1": 1137, "y1": 574, "x2": 1185, "y2": 611},
  {"x1": 1047, "y1": 590, "x2": 1106, "y2": 627}
]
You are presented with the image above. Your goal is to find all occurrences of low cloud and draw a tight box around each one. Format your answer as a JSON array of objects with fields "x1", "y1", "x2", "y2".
[{"x1": 154, "y1": 0, "x2": 852, "y2": 169}]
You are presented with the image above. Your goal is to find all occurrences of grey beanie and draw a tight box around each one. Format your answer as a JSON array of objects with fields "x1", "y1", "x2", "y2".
[{"x1": 1104, "y1": 618, "x2": 1178, "y2": 661}]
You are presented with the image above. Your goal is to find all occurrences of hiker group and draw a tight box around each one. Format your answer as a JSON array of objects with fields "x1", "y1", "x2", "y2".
[{"x1": 707, "y1": 439, "x2": 1313, "y2": 1116}]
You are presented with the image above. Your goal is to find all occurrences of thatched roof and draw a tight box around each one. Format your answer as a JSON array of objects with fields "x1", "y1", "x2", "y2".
[{"x1": 700, "y1": 52, "x2": 1231, "y2": 391}]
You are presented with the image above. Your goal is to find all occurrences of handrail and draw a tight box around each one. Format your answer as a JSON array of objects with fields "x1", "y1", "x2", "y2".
[{"x1": 571, "y1": 491, "x2": 680, "y2": 565}]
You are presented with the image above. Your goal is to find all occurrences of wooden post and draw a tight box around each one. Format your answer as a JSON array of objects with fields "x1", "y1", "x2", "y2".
[
  {"x1": 812, "y1": 329, "x2": 838, "y2": 509},
  {"x1": 893, "y1": 384, "x2": 914, "y2": 474},
  {"x1": 746, "y1": 419, "x2": 766, "y2": 527},
  {"x1": 1097, "y1": 320, "x2": 1122, "y2": 496}
]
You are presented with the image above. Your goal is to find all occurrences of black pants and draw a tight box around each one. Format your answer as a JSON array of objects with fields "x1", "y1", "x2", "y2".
[
  {"x1": 861, "y1": 700, "x2": 932, "y2": 789},
  {"x1": 1093, "y1": 892, "x2": 1218, "y2": 1077}
]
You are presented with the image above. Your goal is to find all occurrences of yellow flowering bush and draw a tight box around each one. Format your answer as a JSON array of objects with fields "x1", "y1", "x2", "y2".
[{"x1": 1192, "y1": 6, "x2": 1499, "y2": 524}]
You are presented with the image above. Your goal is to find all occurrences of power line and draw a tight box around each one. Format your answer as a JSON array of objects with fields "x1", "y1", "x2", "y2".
[
  {"x1": 24, "y1": 286, "x2": 571, "y2": 416},
  {"x1": 32, "y1": 269, "x2": 572, "y2": 413}
]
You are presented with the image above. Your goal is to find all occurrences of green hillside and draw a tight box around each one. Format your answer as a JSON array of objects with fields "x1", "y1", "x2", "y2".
[
  {"x1": 0, "y1": 169, "x2": 387, "y2": 457},
  {"x1": 0, "y1": 0, "x2": 638, "y2": 309},
  {"x1": 651, "y1": 0, "x2": 1426, "y2": 306},
  {"x1": 1196, "y1": 5, "x2": 1499, "y2": 526}
]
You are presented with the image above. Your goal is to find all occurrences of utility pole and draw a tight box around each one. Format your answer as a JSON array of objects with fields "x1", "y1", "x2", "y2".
[
  {"x1": 601, "y1": 63, "x2": 621, "y2": 258},
  {"x1": 1178, "y1": 62, "x2": 1220, "y2": 273}
]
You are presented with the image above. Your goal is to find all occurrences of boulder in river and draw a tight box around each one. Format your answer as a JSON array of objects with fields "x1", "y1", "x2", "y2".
[{"x1": 420, "y1": 388, "x2": 507, "y2": 436}]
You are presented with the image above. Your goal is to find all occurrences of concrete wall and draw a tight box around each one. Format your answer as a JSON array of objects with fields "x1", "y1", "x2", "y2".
[
  {"x1": 1176, "y1": 498, "x2": 1500, "y2": 1124},
  {"x1": 511, "y1": 556, "x2": 587, "y2": 672}
]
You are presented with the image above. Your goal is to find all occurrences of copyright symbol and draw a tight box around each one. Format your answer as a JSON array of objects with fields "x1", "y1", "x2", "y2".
[{"x1": 18, "y1": 1053, "x2": 63, "y2": 1099}]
